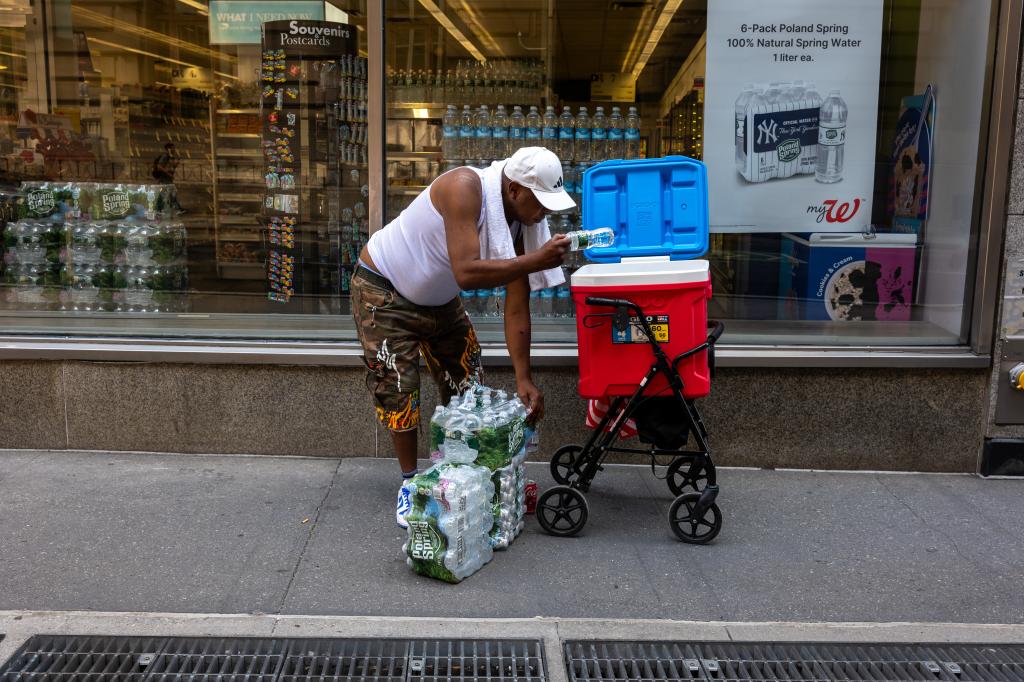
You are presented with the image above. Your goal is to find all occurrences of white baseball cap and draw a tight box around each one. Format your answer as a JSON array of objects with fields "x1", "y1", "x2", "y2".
[{"x1": 504, "y1": 147, "x2": 577, "y2": 212}]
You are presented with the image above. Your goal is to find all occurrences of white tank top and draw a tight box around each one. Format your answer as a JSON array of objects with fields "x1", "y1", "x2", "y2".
[{"x1": 367, "y1": 169, "x2": 486, "y2": 306}]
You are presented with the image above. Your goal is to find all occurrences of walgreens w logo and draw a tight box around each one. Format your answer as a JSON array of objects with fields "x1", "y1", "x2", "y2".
[{"x1": 808, "y1": 198, "x2": 862, "y2": 224}]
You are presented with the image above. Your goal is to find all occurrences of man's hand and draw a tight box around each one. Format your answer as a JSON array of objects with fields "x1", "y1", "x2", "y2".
[
  {"x1": 517, "y1": 377, "x2": 544, "y2": 424},
  {"x1": 528, "y1": 234, "x2": 570, "y2": 271}
]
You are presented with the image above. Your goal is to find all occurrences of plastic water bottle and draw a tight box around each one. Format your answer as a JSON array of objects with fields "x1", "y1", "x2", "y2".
[
  {"x1": 591, "y1": 106, "x2": 607, "y2": 161},
  {"x1": 475, "y1": 289, "x2": 492, "y2": 316},
  {"x1": 492, "y1": 104, "x2": 509, "y2": 159},
  {"x1": 816, "y1": 90, "x2": 847, "y2": 184},
  {"x1": 625, "y1": 106, "x2": 641, "y2": 160},
  {"x1": 542, "y1": 105, "x2": 558, "y2": 152},
  {"x1": 734, "y1": 85, "x2": 755, "y2": 173},
  {"x1": 558, "y1": 106, "x2": 575, "y2": 161},
  {"x1": 608, "y1": 106, "x2": 624, "y2": 159},
  {"x1": 442, "y1": 104, "x2": 459, "y2": 162},
  {"x1": 529, "y1": 289, "x2": 541, "y2": 317},
  {"x1": 574, "y1": 106, "x2": 591, "y2": 162},
  {"x1": 475, "y1": 105, "x2": 491, "y2": 162},
  {"x1": 561, "y1": 162, "x2": 574, "y2": 196},
  {"x1": 509, "y1": 105, "x2": 525, "y2": 155},
  {"x1": 459, "y1": 104, "x2": 474, "y2": 161},
  {"x1": 492, "y1": 286, "x2": 506, "y2": 317},
  {"x1": 565, "y1": 227, "x2": 615, "y2": 251},
  {"x1": 526, "y1": 105, "x2": 542, "y2": 147},
  {"x1": 555, "y1": 284, "x2": 573, "y2": 317},
  {"x1": 460, "y1": 288, "x2": 475, "y2": 316},
  {"x1": 540, "y1": 287, "x2": 555, "y2": 317}
]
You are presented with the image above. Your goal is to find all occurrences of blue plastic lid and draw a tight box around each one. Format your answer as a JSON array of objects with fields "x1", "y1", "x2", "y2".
[{"x1": 580, "y1": 156, "x2": 709, "y2": 263}]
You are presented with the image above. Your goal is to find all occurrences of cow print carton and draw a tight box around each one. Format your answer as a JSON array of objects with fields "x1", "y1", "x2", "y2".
[{"x1": 735, "y1": 82, "x2": 822, "y2": 183}]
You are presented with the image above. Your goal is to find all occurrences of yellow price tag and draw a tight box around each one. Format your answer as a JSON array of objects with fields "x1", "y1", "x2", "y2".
[{"x1": 648, "y1": 323, "x2": 670, "y2": 342}]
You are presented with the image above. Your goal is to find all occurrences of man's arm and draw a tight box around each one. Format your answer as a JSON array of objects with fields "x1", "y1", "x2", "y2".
[
  {"x1": 435, "y1": 169, "x2": 565, "y2": 290},
  {"x1": 504, "y1": 233, "x2": 543, "y2": 421}
]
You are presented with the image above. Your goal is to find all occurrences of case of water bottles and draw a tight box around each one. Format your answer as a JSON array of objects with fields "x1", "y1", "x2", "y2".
[
  {"x1": 571, "y1": 156, "x2": 713, "y2": 399},
  {"x1": 401, "y1": 383, "x2": 533, "y2": 583},
  {"x1": 734, "y1": 81, "x2": 847, "y2": 184}
]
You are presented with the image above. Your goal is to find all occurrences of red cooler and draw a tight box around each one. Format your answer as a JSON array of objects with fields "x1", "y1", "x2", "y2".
[{"x1": 571, "y1": 156, "x2": 711, "y2": 399}]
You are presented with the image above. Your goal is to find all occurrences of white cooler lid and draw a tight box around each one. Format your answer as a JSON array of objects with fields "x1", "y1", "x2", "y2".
[{"x1": 571, "y1": 257, "x2": 710, "y2": 287}]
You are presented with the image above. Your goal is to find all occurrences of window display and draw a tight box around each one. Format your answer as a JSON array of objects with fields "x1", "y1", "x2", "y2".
[
  {"x1": 0, "y1": 0, "x2": 1004, "y2": 356},
  {"x1": 385, "y1": 0, "x2": 997, "y2": 348}
]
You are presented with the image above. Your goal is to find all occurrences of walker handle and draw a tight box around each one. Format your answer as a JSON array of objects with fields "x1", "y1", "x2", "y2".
[{"x1": 708, "y1": 320, "x2": 725, "y2": 344}]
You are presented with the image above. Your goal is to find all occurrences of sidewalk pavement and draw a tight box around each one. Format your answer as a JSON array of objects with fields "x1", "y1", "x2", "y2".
[{"x1": 0, "y1": 450, "x2": 1022, "y2": 624}]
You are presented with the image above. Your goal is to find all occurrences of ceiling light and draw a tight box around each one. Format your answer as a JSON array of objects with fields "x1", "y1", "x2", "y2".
[
  {"x1": 73, "y1": 6, "x2": 233, "y2": 63},
  {"x1": 86, "y1": 35, "x2": 237, "y2": 81},
  {"x1": 416, "y1": 0, "x2": 486, "y2": 63},
  {"x1": 456, "y1": 1, "x2": 501, "y2": 57},
  {"x1": 176, "y1": 0, "x2": 209, "y2": 16},
  {"x1": 620, "y1": 3, "x2": 656, "y2": 72},
  {"x1": 631, "y1": 0, "x2": 684, "y2": 79}
]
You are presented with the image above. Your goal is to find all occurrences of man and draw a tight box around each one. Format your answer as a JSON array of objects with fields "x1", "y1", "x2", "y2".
[{"x1": 353, "y1": 146, "x2": 574, "y2": 527}]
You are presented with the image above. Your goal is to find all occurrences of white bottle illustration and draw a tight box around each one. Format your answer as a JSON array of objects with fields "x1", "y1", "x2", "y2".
[{"x1": 816, "y1": 90, "x2": 847, "y2": 184}]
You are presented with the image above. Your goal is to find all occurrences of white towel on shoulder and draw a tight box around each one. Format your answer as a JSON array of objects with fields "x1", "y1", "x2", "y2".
[{"x1": 474, "y1": 161, "x2": 565, "y2": 291}]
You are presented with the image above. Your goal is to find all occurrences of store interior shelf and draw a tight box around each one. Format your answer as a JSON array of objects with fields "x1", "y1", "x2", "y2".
[
  {"x1": 388, "y1": 185, "x2": 428, "y2": 196},
  {"x1": 217, "y1": 215, "x2": 262, "y2": 225},
  {"x1": 218, "y1": 193, "x2": 264, "y2": 202},
  {"x1": 215, "y1": 150, "x2": 261, "y2": 158},
  {"x1": 217, "y1": 133, "x2": 261, "y2": 139},
  {"x1": 217, "y1": 108, "x2": 260, "y2": 115},
  {"x1": 387, "y1": 105, "x2": 445, "y2": 120},
  {"x1": 387, "y1": 151, "x2": 440, "y2": 161}
]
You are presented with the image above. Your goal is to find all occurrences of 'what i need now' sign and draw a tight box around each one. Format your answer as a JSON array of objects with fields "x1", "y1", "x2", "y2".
[{"x1": 209, "y1": 1, "x2": 325, "y2": 45}]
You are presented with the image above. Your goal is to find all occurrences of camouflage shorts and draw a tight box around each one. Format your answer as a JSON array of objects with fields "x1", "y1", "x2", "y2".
[{"x1": 351, "y1": 266, "x2": 482, "y2": 432}]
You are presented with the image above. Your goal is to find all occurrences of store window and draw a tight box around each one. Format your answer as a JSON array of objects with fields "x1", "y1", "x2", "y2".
[
  {"x1": 383, "y1": 0, "x2": 997, "y2": 348},
  {"x1": 0, "y1": 0, "x2": 368, "y2": 339}
]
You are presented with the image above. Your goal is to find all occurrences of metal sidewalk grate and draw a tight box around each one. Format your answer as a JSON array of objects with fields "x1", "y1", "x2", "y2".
[
  {"x1": 0, "y1": 636, "x2": 545, "y2": 682},
  {"x1": 564, "y1": 641, "x2": 1024, "y2": 682}
]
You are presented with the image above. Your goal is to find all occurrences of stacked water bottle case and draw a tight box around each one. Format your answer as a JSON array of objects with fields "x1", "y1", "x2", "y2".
[
  {"x1": 0, "y1": 182, "x2": 187, "y2": 312},
  {"x1": 401, "y1": 383, "x2": 535, "y2": 583}
]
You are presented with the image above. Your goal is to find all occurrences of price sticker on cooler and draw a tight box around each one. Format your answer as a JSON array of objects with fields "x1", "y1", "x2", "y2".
[{"x1": 612, "y1": 315, "x2": 670, "y2": 344}]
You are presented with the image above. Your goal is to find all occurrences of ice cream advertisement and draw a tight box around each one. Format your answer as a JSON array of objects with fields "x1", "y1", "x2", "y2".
[{"x1": 704, "y1": 0, "x2": 883, "y2": 232}]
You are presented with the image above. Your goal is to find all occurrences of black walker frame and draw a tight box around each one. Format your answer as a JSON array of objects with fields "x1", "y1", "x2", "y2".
[{"x1": 536, "y1": 296, "x2": 725, "y2": 543}]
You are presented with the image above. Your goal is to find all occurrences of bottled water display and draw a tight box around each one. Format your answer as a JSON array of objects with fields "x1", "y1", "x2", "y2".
[
  {"x1": 388, "y1": 59, "x2": 544, "y2": 106},
  {"x1": 440, "y1": 102, "x2": 641, "y2": 168},
  {"x1": 816, "y1": 90, "x2": 847, "y2": 184},
  {"x1": 0, "y1": 182, "x2": 188, "y2": 312},
  {"x1": 565, "y1": 227, "x2": 615, "y2": 251}
]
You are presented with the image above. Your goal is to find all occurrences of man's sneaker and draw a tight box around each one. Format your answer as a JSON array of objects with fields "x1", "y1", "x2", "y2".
[{"x1": 396, "y1": 482, "x2": 412, "y2": 529}]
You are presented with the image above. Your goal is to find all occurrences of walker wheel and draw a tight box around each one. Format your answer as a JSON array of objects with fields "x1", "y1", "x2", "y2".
[
  {"x1": 550, "y1": 444, "x2": 584, "y2": 485},
  {"x1": 536, "y1": 485, "x2": 589, "y2": 537},
  {"x1": 668, "y1": 492, "x2": 722, "y2": 544},
  {"x1": 666, "y1": 457, "x2": 712, "y2": 496}
]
